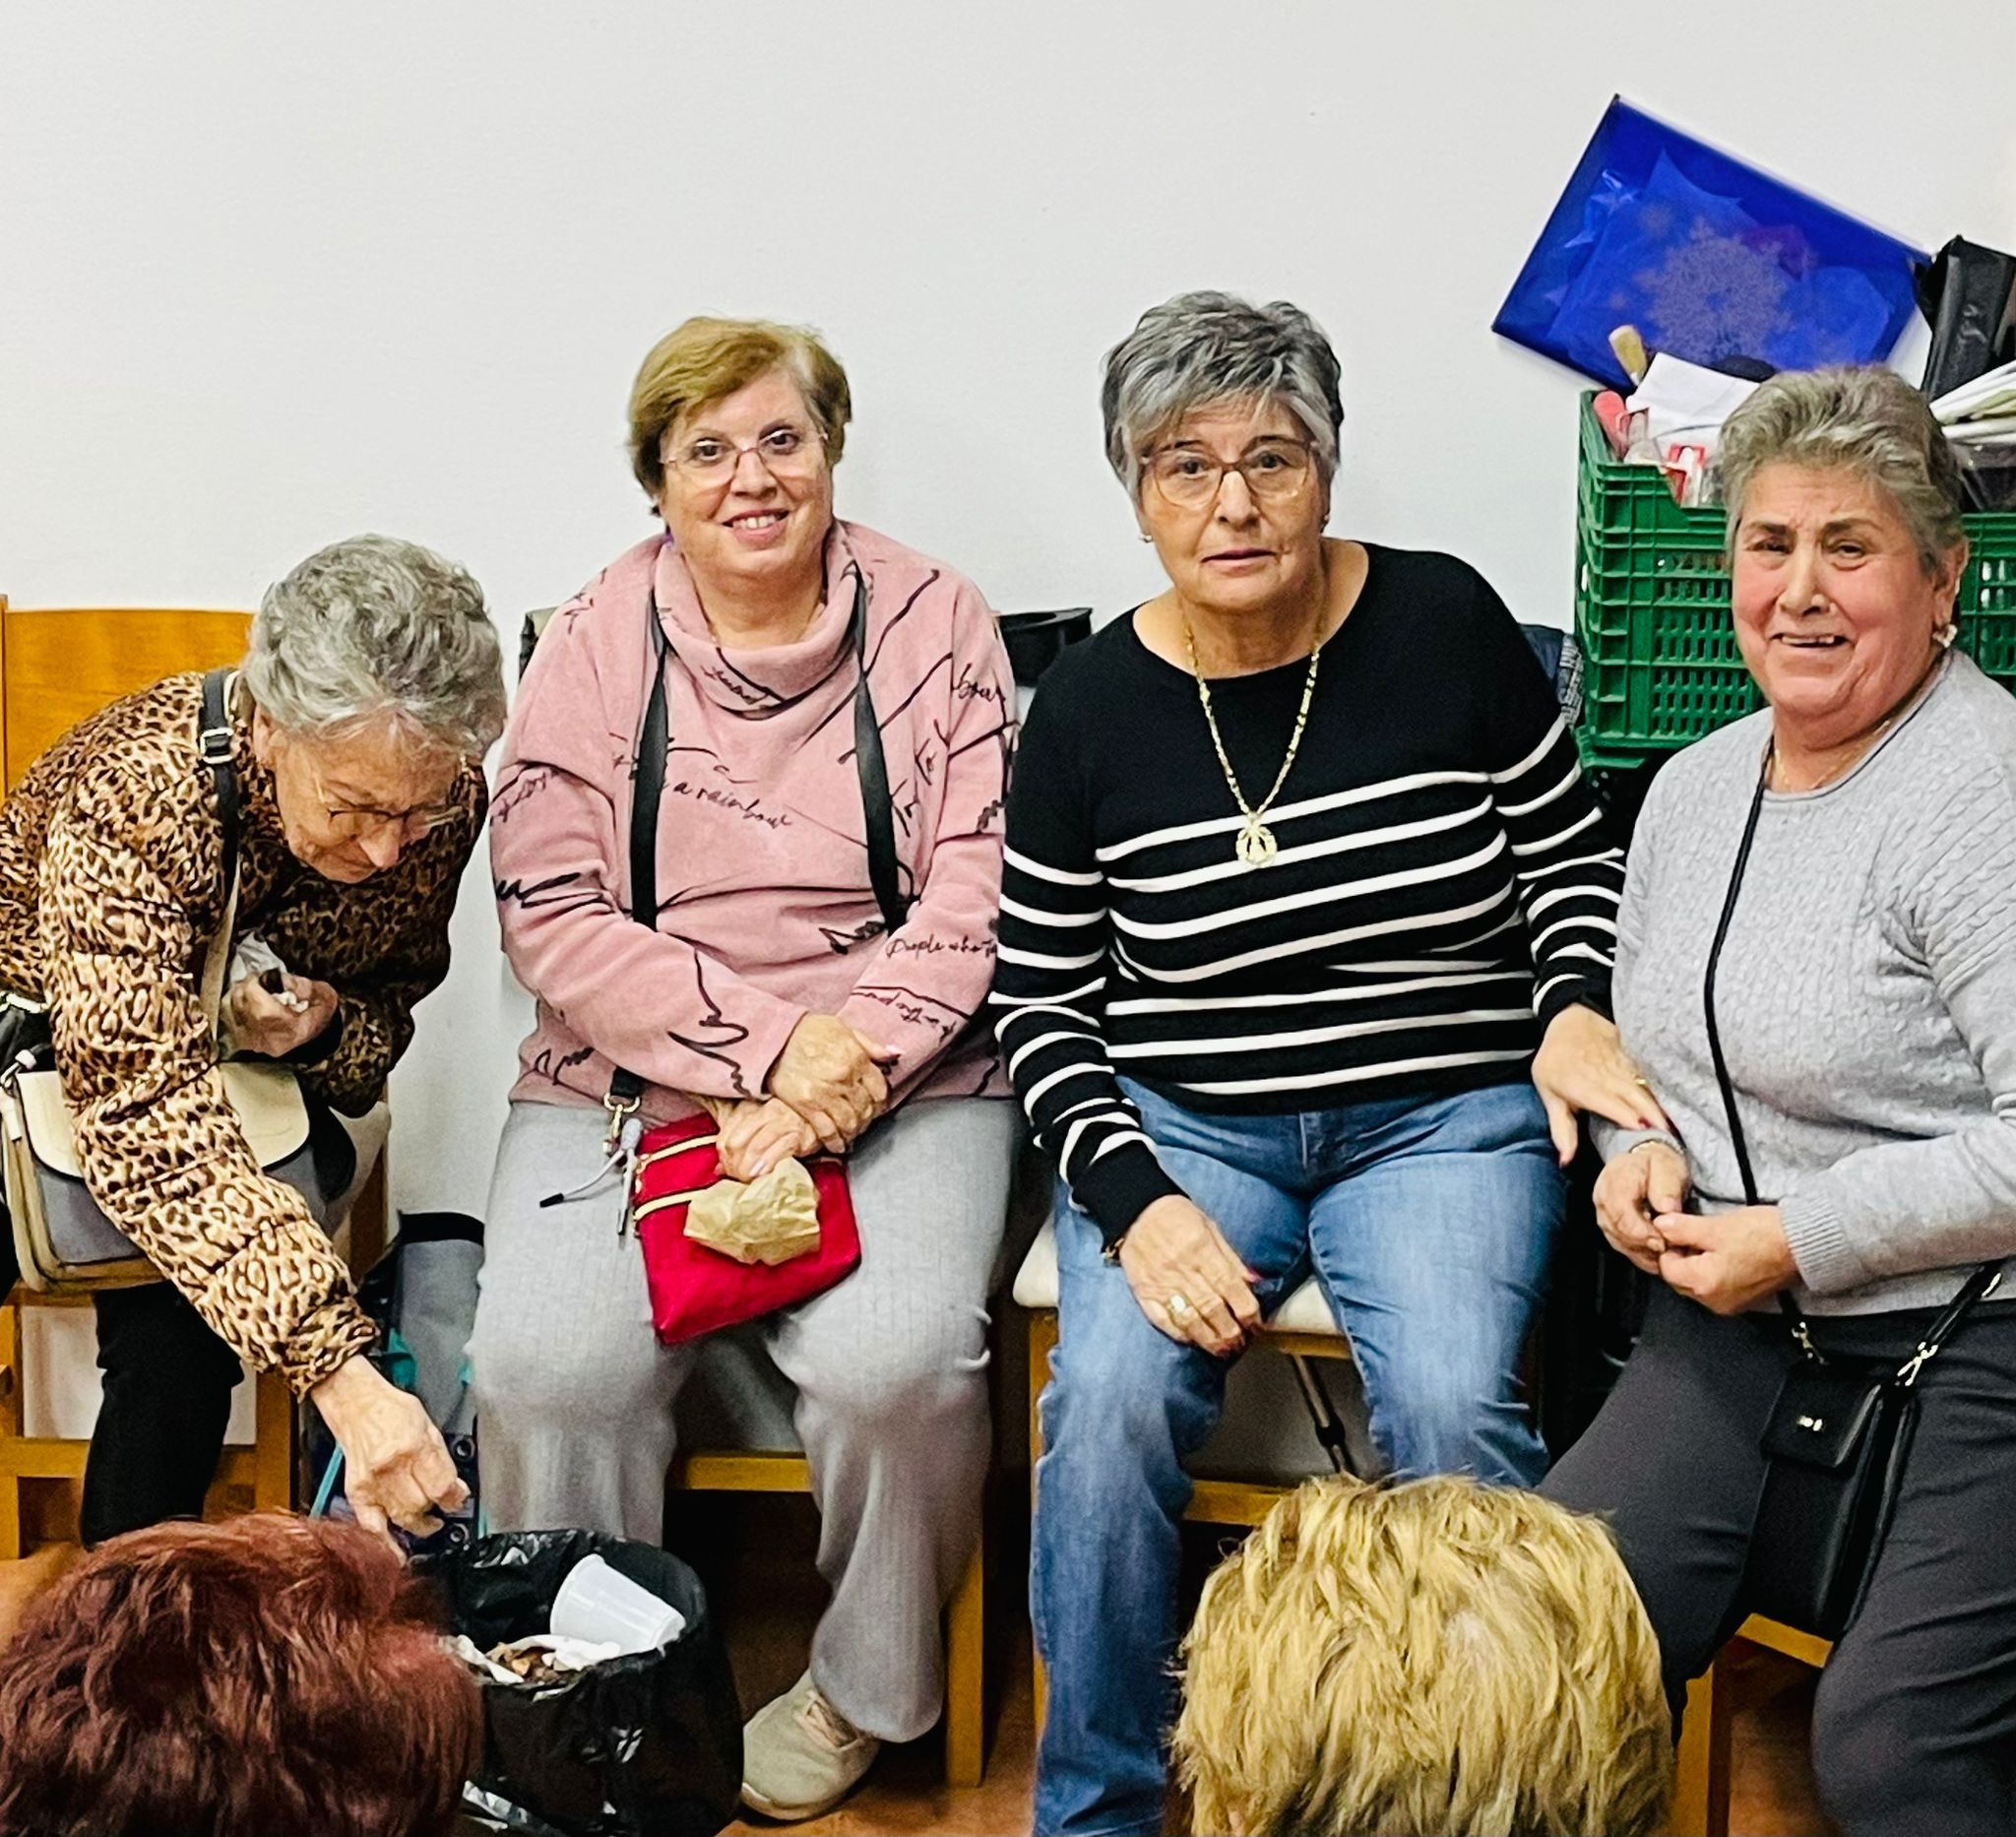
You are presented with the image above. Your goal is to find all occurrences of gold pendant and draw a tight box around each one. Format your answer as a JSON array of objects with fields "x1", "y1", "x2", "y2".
[{"x1": 1236, "y1": 818, "x2": 1278, "y2": 867}]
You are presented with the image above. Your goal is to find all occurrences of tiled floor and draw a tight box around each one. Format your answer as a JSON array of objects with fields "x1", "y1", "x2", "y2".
[{"x1": 686, "y1": 1495, "x2": 1838, "y2": 1837}]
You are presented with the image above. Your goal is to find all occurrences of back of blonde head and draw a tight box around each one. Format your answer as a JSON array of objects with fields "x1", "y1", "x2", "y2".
[{"x1": 1173, "y1": 1475, "x2": 1671, "y2": 1837}]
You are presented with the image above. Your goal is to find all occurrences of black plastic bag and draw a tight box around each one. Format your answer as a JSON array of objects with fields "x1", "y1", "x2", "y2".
[
  {"x1": 1918, "y1": 234, "x2": 2016, "y2": 401},
  {"x1": 425, "y1": 1531, "x2": 742, "y2": 1837}
]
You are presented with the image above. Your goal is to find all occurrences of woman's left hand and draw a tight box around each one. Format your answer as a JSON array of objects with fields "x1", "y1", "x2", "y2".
[
  {"x1": 1653, "y1": 1204, "x2": 1799, "y2": 1314},
  {"x1": 1530, "y1": 1003, "x2": 1667, "y2": 1166}
]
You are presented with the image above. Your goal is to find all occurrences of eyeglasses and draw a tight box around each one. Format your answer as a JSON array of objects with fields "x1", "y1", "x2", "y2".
[
  {"x1": 1145, "y1": 437, "x2": 1316, "y2": 510},
  {"x1": 321, "y1": 800, "x2": 462, "y2": 842},
  {"x1": 663, "y1": 423, "x2": 825, "y2": 488},
  {"x1": 283, "y1": 739, "x2": 462, "y2": 841}
]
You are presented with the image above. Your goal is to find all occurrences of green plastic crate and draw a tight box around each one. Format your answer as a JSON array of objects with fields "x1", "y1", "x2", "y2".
[{"x1": 1571, "y1": 392, "x2": 2016, "y2": 768}]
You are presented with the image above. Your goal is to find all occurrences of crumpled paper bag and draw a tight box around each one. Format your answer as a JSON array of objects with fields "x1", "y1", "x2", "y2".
[{"x1": 685, "y1": 1158, "x2": 820, "y2": 1265}]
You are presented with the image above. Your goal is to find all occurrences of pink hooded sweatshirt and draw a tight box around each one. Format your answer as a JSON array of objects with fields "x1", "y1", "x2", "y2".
[{"x1": 493, "y1": 522, "x2": 1014, "y2": 1122}]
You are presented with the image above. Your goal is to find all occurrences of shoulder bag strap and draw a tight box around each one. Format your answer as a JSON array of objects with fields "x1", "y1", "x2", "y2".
[
  {"x1": 200, "y1": 667, "x2": 239, "y2": 884},
  {"x1": 607, "y1": 607, "x2": 671, "y2": 1114},
  {"x1": 1702, "y1": 745, "x2": 1999, "y2": 1357},
  {"x1": 606, "y1": 572, "x2": 908, "y2": 1112},
  {"x1": 197, "y1": 668, "x2": 243, "y2": 1028},
  {"x1": 848, "y1": 570, "x2": 910, "y2": 935}
]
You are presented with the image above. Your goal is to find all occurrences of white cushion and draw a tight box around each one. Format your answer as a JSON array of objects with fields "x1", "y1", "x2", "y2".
[{"x1": 1012, "y1": 1220, "x2": 1347, "y2": 1339}]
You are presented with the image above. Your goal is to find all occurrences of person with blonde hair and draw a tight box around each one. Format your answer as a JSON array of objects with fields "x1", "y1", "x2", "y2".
[
  {"x1": 1173, "y1": 1475, "x2": 1671, "y2": 1837},
  {"x1": 473, "y1": 315, "x2": 1017, "y2": 1821}
]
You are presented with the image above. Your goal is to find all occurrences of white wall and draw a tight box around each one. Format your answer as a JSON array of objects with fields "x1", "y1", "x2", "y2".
[{"x1": 5, "y1": 0, "x2": 2014, "y2": 1221}]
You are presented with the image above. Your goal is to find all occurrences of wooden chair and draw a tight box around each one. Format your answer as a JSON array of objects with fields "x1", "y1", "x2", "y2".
[
  {"x1": 1013, "y1": 1220, "x2": 1372, "y2": 1732},
  {"x1": 1671, "y1": 1616, "x2": 1831, "y2": 1837},
  {"x1": 0, "y1": 598, "x2": 388, "y2": 1552}
]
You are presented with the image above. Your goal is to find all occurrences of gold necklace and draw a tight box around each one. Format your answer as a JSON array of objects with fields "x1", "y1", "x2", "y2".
[{"x1": 1181, "y1": 617, "x2": 1323, "y2": 867}]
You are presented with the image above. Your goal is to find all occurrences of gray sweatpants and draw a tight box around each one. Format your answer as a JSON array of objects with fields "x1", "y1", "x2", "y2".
[{"x1": 469, "y1": 1096, "x2": 1017, "y2": 1741}]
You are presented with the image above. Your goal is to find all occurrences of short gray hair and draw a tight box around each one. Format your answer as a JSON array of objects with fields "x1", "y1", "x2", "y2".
[
  {"x1": 1719, "y1": 366, "x2": 1967, "y2": 578},
  {"x1": 1101, "y1": 290, "x2": 1345, "y2": 496},
  {"x1": 243, "y1": 535, "x2": 507, "y2": 758}
]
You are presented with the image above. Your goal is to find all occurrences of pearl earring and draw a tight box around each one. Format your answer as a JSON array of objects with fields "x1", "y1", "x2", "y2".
[{"x1": 1936, "y1": 623, "x2": 1958, "y2": 650}]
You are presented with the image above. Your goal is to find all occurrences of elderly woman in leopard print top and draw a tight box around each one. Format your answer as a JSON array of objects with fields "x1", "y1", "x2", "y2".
[{"x1": 0, "y1": 535, "x2": 504, "y2": 1545}]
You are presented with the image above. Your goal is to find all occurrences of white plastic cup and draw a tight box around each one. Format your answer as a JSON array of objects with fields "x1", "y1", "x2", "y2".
[{"x1": 549, "y1": 1554, "x2": 687, "y2": 1655}]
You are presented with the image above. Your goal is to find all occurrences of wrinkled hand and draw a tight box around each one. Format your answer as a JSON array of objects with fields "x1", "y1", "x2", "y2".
[
  {"x1": 716, "y1": 1097, "x2": 820, "y2": 1182},
  {"x1": 768, "y1": 1015, "x2": 894, "y2": 1153},
  {"x1": 1594, "y1": 1142, "x2": 1690, "y2": 1274},
  {"x1": 1531, "y1": 1003, "x2": 1667, "y2": 1166},
  {"x1": 1655, "y1": 1204, "x2": 1798, "y2": 1315},
  {"x1": 223, "y1": 973, "x2": 338, "y2": 1059},
  {"x1": 1117, "y1": 1195, "x2": 1262, "y2": 1358},
  {"x1": 309, "y1": 1355, "x2": 467, "y2": 1542}
]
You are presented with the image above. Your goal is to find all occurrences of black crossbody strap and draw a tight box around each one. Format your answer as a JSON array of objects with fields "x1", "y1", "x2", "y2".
[
  {"x1": 607, "y1": 609, "x2": 671, "y2": 1112},
  {"x1": 1703, "y1": 744, "x2": 1999, "y2": 1355},
  {"x1": 627, "y1": 607, "x2": 671, "y2": 930},
  {"x1": 606, "y1": 572, "x2": 906, "y2": 1111},
  {"x1": 848, "y1": 571, "x2": 910, "y2": 935},
  {"x1": 199, "y1": 667, "x2": 239, "y2": 883},
  {"x1": 1702, "y1": 757, "x2": 1771, "y2": 1211}
]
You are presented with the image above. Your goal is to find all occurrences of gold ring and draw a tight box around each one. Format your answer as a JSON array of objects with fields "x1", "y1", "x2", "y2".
[
  {"x1": 1166, "y1": 1292, "x2": 1193, "y2": 1320},
  {"x1": 1634, "y1": 1077, "x2": 1652, "y2": 1089}
]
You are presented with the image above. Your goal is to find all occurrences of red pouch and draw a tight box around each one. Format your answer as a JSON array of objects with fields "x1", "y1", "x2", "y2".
[{"x1": 630, "y1": 1113, "x2": 860, "y2": 1346}]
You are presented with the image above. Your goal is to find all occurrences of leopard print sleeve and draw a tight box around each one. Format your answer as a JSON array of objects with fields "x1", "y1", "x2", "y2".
[{"x1": 38, "y1": 747, "x2": 376, "y2": 1396}]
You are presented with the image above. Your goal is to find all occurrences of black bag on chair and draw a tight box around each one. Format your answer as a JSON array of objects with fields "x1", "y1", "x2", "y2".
[{"x1": 1705, "y1": 759, "x2": 1999, "y2": 1641}]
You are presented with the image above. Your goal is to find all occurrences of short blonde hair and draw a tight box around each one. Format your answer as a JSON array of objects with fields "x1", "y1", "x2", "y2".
[
  {"x1": 626, "y1": 315, "x2": 851, "y2": 497},
  {"x1": 1174, "y1": 1476, "x2": 1671, "y2": 1837}
]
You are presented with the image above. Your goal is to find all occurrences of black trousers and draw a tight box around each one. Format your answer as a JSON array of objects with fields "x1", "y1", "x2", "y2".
[
  {"x1": 81, "y1": 1282, "x2": 243, "y2": 1545},
  {"x1": 1544, "y1": 1280, "x2": 2016, "y2": 1837},
  {"x1": 0, "y1": 1107, "x2": 354, "y2": 1546},
  {"x1": 0, "y1": 1228, "x2": 243, "y2": 1547}
]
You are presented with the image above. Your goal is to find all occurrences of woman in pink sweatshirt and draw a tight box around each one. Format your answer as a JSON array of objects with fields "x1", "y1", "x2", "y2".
[{"x1": 472, "y1": 317, "x2": 1017, "y2": 1822}]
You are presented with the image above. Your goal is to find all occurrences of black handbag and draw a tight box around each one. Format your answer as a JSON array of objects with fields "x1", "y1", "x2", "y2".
[{"x1": 1703, "y1": 755, "x2": 1999, "y2": 1640}]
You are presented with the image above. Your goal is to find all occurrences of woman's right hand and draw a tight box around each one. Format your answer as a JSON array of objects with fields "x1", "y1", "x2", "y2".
[
  {"x1": 308, "y1": 1354, "x2": 467, "y2": 1542},
  {"x1": 716, "y1": 1097, "x2": 821, "y2": 1181},
  {"x1": 221, "y1": 973, "x2": 339, "y2": 1059},
  {"x1": 1593, "y1": 1142, "x2": 1690, "y2": 1275},
  {"x1": 768, "y1": 1014, "x2": 893, "y2": 1153},
  {"x1": 1117, "y1": 1195, "x2": 1262, "y2": 1358}
]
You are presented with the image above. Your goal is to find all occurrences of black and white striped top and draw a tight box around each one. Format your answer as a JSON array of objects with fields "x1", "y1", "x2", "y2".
[{"x1": 989, "y1": 546, "x2": 1623, "y2": 1245}]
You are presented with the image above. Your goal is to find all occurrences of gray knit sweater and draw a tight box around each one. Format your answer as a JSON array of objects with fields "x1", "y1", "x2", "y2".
[{"x1": 1600, "y1": 653, "x2": 2016, "y2": 1316}]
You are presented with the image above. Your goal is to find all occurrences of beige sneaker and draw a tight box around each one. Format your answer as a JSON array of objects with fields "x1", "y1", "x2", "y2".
[{"x1": 739, "y1": 1671, "x2": 881, "y2": 1821}]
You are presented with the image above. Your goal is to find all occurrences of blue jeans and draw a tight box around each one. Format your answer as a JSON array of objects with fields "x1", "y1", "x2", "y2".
[{"x1": 1030, "y1": 1076, "x2": 1564, "y2": 1837}]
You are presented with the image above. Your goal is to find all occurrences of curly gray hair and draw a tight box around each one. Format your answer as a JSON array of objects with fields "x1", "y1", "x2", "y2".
[
  {"x1": 1719, "y1": 366, "x2": 1967, "y2": 578},
  {"x1": 242, "y1": 535, "x2": 506, "y2": 758},
  {"x1": 1101, "y1": 290, "x2": 1345, "y2": 496}
]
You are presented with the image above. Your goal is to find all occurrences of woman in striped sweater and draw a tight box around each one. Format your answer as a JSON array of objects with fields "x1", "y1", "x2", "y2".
[{"x1": 994, "y1": 292, "x2": 1655, "y2": 1837}]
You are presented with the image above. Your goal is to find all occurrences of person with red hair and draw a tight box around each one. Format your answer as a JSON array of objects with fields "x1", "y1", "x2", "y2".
[{"x1": 0, "y1": 1512, "x2": 480, "y2": 1837}]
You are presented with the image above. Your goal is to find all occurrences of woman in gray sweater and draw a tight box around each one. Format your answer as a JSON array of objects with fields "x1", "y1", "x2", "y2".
[{"x1": 1545, "y1": 366, "x2": 2016, "y2": 1837}]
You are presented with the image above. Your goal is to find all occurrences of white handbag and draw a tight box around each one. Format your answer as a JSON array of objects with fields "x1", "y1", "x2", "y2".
[{"x1": 0, "y1": 668, "x2": 317, "y2": 1291}]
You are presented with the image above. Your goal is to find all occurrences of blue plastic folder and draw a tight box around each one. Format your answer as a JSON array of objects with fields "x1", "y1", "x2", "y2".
[{"x1": 1495, "y1": 98, "x2": 1924, "y2": 390}]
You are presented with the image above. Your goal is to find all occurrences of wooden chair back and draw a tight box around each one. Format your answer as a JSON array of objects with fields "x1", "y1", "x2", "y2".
[{"x1": 0, "y1": 598, "x2": 252, "y2": 788}]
